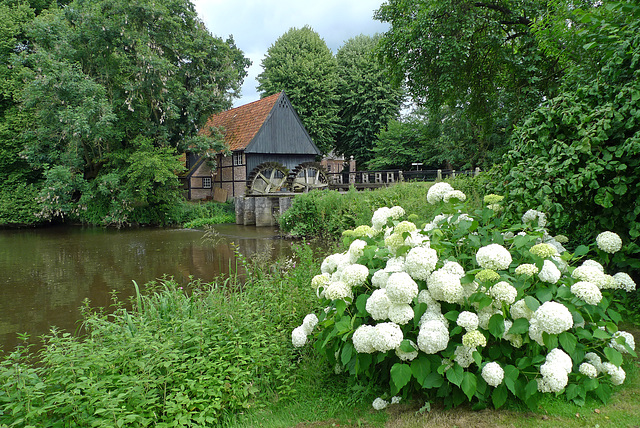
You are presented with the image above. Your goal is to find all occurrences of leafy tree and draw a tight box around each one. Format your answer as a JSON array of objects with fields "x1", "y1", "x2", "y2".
[
  {"x1": 495, "y1": 1, "x2": 640, "y2": 249},
  {"x1": 334, "y1": 34, "x2": 402, "y2": 164},
  {"x1": 256, "y1": 26, "x2": 339, "y2": 154},
  {"x1": 374, "y1": 0, "x2": 560, "y2": 167}
]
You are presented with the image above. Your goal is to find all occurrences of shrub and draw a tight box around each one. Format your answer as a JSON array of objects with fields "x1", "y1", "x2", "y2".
[{"x1": 292, "y1": 183, "x2": 637, "y2": 411}]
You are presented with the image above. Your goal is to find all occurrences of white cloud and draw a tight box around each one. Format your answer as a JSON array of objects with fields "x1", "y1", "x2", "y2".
[{"x1": 192, "y1": 0, "x2": 389, "y2": 106}]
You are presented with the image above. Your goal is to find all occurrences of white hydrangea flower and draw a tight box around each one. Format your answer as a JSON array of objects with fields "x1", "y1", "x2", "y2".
[
  {"x1": 386, "y1": 272, "x2": 419, "y2": 304},
  {"x1": 572, "y1": 265, "x2": 607, "y2": 288},
  {"x1": 613, "y1": 272, "x2": 636, "y2": 292},
  {"x1": 489, "y1": 281, "x2": 517, "y2": 304},
  {"x1": 585, "y1": 352, "x2": 603, "y2": 373},
  {"x1": 532, "y1": 301, "x2": 573, "y2": 335},
  {"x1": 528, "y1": 319, "x2": 544, "y2": 346},
  {"x1": 476, "y1": 244, "x2": 512, "y2": 270},
  {"x1": 546, "y1": 348, "x2": 573, "y2": 374},
  {"x1": 570, "y1": 281, "x2": 602, "y2": 305},
  {"x1": 427, "y1": 182, "x2": 455, "y2": 204},
  {"x1": 384, "y1": 256, "x2": 406, "y2": 273},
  {"x1": 441, "y1": 261, "x2": 465, "y2": 278},
  {"x1": 395, "y1": 339, "x2": 419, "y2": 362},
  {"x1": 352, "y1": 224, "x2": 376, "y2": 238},
  {"x1": 371, "y1": 269, "x2": 390, "y2": 288},
  {"x1": 341, "y1": 264, "x2": 369, "y2": 288},
  {"x1": 372, "y1": 397, "x2": 389, "y2": 410},
  {"x1": 596, "y1": 231, "x2": 622, "y2": 253},
  {"x1": 371, "y1": 207, "x2": 393, "y2": 230},
  {"x1": 324, "y1": 281, "x2": 354, "y2": 303},
  {"x1": 419, "y1": 310, "x2": 449, "y2": 328},
  {"x1": 352, "y1": 325, "x2": 376, "y2": 353},
  {"x1": 461, "y1": 281, "x2": 479, "y2": 300},
  {"x1": 552, "y1": 254, "x2": 569, "y2": 273},
  {"x1": 391, "y1": 396, "x2": 402, "y2": 405},
  {"x1": 390, "y1": 205, "x2": 405, "y2": 219},
  {"x1": 366, "y1": 289, "x2": 391, "y2": 320},
  {"x1": 388, "y1": 303, "x2": 415, "y2": 325},
  {"x1": 538, "y1": 362, "x2": 569, "y2": 393},
  {"x1": 371, "y1": 322, "x2": 404, "y2": 352},
  {"x1": 454, "y1": 345, "x2": 475, "y2": 368},
  {"x1": 292, "y1": 326, "x2": 307, "y2": 348},
  {"x1": 602, "y1": 362, "x2": 626, "y2": 385},
  {"x1": 599, "y1": 273, "x2": 619, "y2": 290},
  {"x1": 579, "y1": 362, "x2": 598, "y2": 379},
  {"x1": 443, "y1": 190, "x2": 467, "y2": 203},
  {"x1": 462, "y1": 330, "x2": 487, "y2": 348},
  {"x1": 385, "y1": 232, "x2": 407, "y2": 254},
  {"x1": 394, "y1": 220, "x2": 417, "y2": 235},
  {"x1": 610, "y1": 331, "x2": 636, "y2": 353},
  {"x1": 347, "y1": 239, "x2": 367, "y2": 263},
  {"x1": 321, "y1": 253, "x2": 347, "y2": 274},
  {"x1": 457, "y1": 311, "x2": 480, "y2": 331},
  {"x1": 515, "y1": 263, "x2": 539, "y2": 277},
  {"x1": 417, "y1": 319, "x2": 449, "y2": 354},
  {"x1": 522, "y1": 209, "x2": 547, "y2": 228},
  {"x1": 529, "y1": 243, "x2": 558, "y2": 258},
  {"x1": 405, "y1": 246, "x2": 438, "y2": 281},
  {"x1": 482, "y1": 362, "x2": 505, "y2": 387},
  {"x1": 581, "y1": 259, "x2": 604, "y2": 272},
  {"x1": 302, "y1": 314, "x2": 318, "y2": 335},
  {"x1": 477, "y1": 306, "x2": 501, "y2": 330},
  {"x1": 538, "y1": 260, "x2": 561, "y2": 284},
  {"x1": 427, "y1": 269, "x2": 464, "y2": 304},
  {"x1": 406, "y1": 229, "x2": 430, "y2": 247},
  {"x1": 417, "y1": 289, "x2": 441, "y2": 313}
]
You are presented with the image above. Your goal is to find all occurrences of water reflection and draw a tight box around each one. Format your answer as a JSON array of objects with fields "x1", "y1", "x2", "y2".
[{"x1": 0, "y1": 224, "x2": 289, "y2": 351}]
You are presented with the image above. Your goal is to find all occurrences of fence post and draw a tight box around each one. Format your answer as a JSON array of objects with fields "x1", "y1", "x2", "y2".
[
  {"x1": 452, "y1": 170, "x2": 456, "y2": 178},
  {"x1": 437, "y1": 169, "x2": 442, "y2": 180},
  {"x1": 475, "y1": 167, "x2": 481, "y2": 176},
  {"x1": 399, "y1": 170, "x2": 403, "y2": 182}
]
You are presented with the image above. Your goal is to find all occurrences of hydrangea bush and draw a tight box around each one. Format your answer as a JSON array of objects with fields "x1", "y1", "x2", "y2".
[{"x1": 292, "y1": 183, "x2": 637, "y2": 410}]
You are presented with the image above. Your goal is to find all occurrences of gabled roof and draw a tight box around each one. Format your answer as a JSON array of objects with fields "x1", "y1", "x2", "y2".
[{"x1": 200, "y1": 92, "x2": 282, "y2": 151}]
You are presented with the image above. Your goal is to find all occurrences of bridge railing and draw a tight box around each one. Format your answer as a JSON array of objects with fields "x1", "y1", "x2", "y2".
[{"x1": 326, "y1": 167, "x2": 480, "y2": 189}]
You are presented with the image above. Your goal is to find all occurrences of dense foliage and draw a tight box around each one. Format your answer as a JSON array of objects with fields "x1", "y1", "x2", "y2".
[
  {"x1": 0, "y1": 0, "x2": 250, "y2": 226},
  {"x1": 334, "y1": 34, "x2": 403, "y2": 164},
  {"x1": 292, "y1": 183, "x2": 637, "y2": 411},
  {"x1": 374, "y1": 0, "x2": 561, "y2": 168},
  {"x1": 0, "y1": 243, "x2": 321, "y2": 427},
  {"x1": 256, "y1": 26, "x2": 339, "y2": 155},
  {"x1": 495, "y1": 1, "x2": 640, "y2": 252}
]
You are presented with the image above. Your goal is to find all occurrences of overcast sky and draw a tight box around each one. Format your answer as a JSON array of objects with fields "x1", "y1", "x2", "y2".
[{"x1": 192, "y1": 0, "x2": 389, "y2": 107}]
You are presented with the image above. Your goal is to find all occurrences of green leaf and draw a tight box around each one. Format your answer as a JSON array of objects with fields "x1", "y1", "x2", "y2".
[
  {"x1": 423, "y1": 372, "x2": 444, "y2": 389},
  {"x1": 341, "y1": 342, "x2": 354, "y2": 366},
  {"x1": 593, "y1": 328, "x2": 610, "y2": 340},
  {"x1": 411, "y1": 356, "x2": 431, "y2": 387},
  {"x1": 607, "y1": 308, "x2": 622, "y2": 324},
  {"x1": 508, "y1": 318, "x2": 530, "y2": 335},
  {"x1": 543, "y1": 332, "x2": 558, "y2": 349},
  {"x1": 461, "y1": 372, "x2": 477, "y2": 401},
  {"x1": 525, "y1": 379, "x2": 538, "y2": 400},
  {"x1": 503, "y1": 365, "x2": 520, "y2": 396},
  {"x1": 604, "y1": 347, "x2": 623, "y2": 367},
  {"x1": 488, "y1": 314, "x2": 505, "y2": 338},
  {"x1": 444, "y1": 310, "x2": 460, "y2": 322},
  {"x1": 524, "y1": 296, "x2": 540, "y2": 311},
  {"x1": 573, "y1": 245, "x2": 590, "y2": 257},
  {"x1": 446, "y1": 364, "x2": 464, "y2": 387},
  {"x1": 390, "y1": 363, "x2": 412, "y2": 393},
  {"x1": 356, "y1": 294, "x2": 368, "y2": 314},
  {"x1": 536, "y1": 288, "x2": 553, "y2": 303},
  {"x1": 492, "y1": 383, "x2": 508, "y2": 409},
  {"x1": 559, "y1": 332, "x2": 577, "y2": 354}
]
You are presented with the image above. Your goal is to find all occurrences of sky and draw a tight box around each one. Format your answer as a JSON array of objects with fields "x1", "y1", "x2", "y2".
[{"x1": 192, "y1": 0, "x2": 390, "y2": 107}]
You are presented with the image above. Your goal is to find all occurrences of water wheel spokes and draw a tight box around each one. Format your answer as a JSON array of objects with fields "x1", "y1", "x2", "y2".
[
  {"x1": 247, "y1": 162, "x2": 289, "y2": 195},
  {"x1": 288, "y1": 162, "x2": 329, "y2": 193}
]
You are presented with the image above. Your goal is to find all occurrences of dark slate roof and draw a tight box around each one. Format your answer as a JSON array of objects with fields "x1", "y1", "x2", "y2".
[{"x1": 200, "y1": 92, "x2": 282, "y2": 151}]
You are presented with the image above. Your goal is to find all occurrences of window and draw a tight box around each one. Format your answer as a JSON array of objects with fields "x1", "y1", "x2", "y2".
[
  {"x1": 233, "y1": 151, "x2": 243, "y2": 166},
  {"x1": 326, "y1": 164, "x2": 332, "y2": 172},
  {"x1": 202, "y1": 177, "x2": 211, "y2": 188}
]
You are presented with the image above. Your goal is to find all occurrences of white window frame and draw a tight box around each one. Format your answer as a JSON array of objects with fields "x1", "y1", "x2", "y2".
[
  {"x1": 233, "y1": 151, "x2": 243, "y2": 166},
  {"x1": 202, "y1": 177, "x2": 212, "y2": 188}
]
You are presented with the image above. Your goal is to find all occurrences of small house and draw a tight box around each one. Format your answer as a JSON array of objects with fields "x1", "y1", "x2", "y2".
[{"x1": 183, "y1": 91, "x2": 323, "y2": 200}]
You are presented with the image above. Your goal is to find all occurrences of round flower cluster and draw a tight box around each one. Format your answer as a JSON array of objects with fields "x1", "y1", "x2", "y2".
[
  {"x1": 537, "y1": 349, "x2": 572, "y2": 393},
  {"x1": 529, "y1": 243, "x2": 557, "y2": 258},
  {"x1": 531, "y1": 301, "x2": 573, "y2": 335},
  {"x1": 454, "y1": 345, "x2": 475, "y2": 368},
  {"x1": 388, "y1": 303, "x2": 414, "y2": 325},
  {"x1": 522, "y1": 209, "x2": 547, "y2": 228},
  {"x1": 386, "y1": 272, "x2": 419, "y2": 304},
  {"x1": 554, "y1": 234, "x2": 569, "y2": 244},
  {"x1": 324, "y1": 281, "x2": 353, "y2": 303},
  {"x1": 427, "y1": 182, "x2": 455, "y2": 204},
  {"x1": 457, "y1": 311, "x2": 479, "y2": 331},
  {"x1": 371, "y1": 269, "x2": 390, "y2": 288},
  {"x1": 291, "y1": 313, "x2": 319, "y2": 348},
  {"x1": 366, "y1": 289, "x2": 391, "y2": 320},
  {"x1": 370, "y1": 322, "x2": 404, "y2": 352},
  {"x1": 596, "y1": 231, "x2": 622, "y2": 253},
  {"x1": 602, "y1": 362, "x2": 626, "y2": 385},
  {"x1": 321, "y1": 253, "x2": 347, "y2": 275},
  {"x1": 405, "y1": 246, "x2": 438, "y2": 281},
  {"x1": 489, "y1": 281, "x2": 517, "y2": 304},
  {"x1": 482, "y1": 362, "x2": 504, "y2": 387},
  {"x1": 441, "y1": 261, "x2": 465, "y2": 278},
  {"x1": 609, "y1": 331, "x2": 636, "y2": 354},
  {"x1": 462, "y1": 330, "x2": 487, "y2": 348},
  {"x1": 371, "y1": 207, "x2": 393, "y2": 230},
  {"x1": 351, "y1": 224, "x2": 375, "y2": 238},
  {"x1": 570, "y1": 281, "x2": 602, "y2": 305},
  {"x1": 613, "y1": 272, "x2": 636, "y2": 292},
  {"x1": 347, "y1": 239, "x2": 367, "y2": 263},
  {"x1": 396, "y1": 339, "x2": 419, "y2": 362},
  {"x1": 538, "y1": 260, "x2": 561, "y2": 284},
  {"x1": 311, "y1": 273, "x2": 331, "y2": 291},
  {"x1": 418, "y1": 320, "x2": 449, "y2": 354},
  {"x1": 352, "y1": 325, "x2": 376, "y2": 353},
  {"x1": 572, "y1": 265, "x2": 606, "y2": 287},
  {"x1": 341, "y1": 264, "x2": 369, "y2": 287},
  {"x1": 484, "y1": 194, "x2": 504, "y2": 205},
  {"x1": 510, "y1": 299, "x2": 534, "y2": 320},
  {"x1": 476, "y1": 244, "x2": 512, "y2": 270},
  {"x1": 475, "y1": 269, "x2": 500, "y2": 283},
  {"x1": 394, "y1": 220, "x2": 417, "y2": 235},
  {"x1": 427, "y1": 269, "x2": 463, "y2": 304},
  {"x1": 443, "y1": 190, "x2": 467, "y2": 203},
  {"x1": 581, "y1": 259, "x2": 604, "y2": 271},
  {"x1": 515, "y1": 263, "x2": 539, "y2": 277},
  {"x1": 579, "y1": 362, "x2": 598, "y2": 379},
  {"x1": 372, "y1": 397, "x2": 388, "y2": 410}
]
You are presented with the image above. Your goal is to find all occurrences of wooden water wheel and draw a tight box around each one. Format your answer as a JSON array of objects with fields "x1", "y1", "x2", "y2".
[
  {"x1": 246, "y1": 162, "x2": 290, "y2": 195},
  {"x1": 287, "y1": 162, "x2": 329, "y2": 192}
]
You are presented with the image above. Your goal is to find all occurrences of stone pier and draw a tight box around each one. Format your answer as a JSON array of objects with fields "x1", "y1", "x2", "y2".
[{"x1": 235, "y1": 196, "x2": 293, "y2": 227}]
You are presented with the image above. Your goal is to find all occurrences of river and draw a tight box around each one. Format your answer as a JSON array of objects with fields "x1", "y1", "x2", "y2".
[{"x1": 0, "y1": 224, "x2": 290, "y2": 352}]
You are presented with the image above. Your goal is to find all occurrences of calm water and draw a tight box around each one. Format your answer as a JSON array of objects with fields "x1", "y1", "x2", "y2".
[{"x1": 0, "y1": 224, "x2": 289, "y2": 352}]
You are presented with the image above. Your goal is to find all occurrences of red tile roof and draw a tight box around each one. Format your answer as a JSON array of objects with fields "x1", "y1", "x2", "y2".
[{"x1": 200, "y1": 92, "x2": 282, "y2": 151}]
